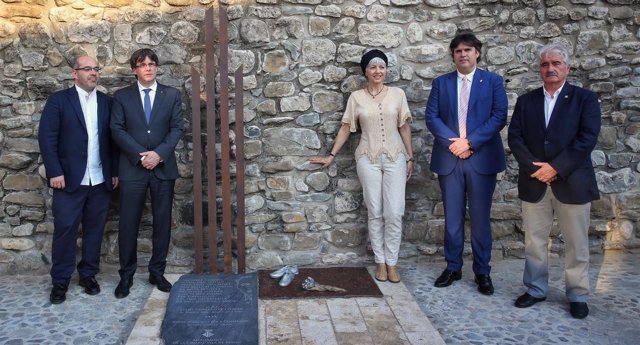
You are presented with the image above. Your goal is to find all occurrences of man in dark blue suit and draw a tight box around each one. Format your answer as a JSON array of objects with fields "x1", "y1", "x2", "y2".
[
  {"x1": 508, "y1": 43, "x2": 600, "y2": 319},
  {"x1": 110, "y1": 48, "x2": 183, "y2": 298},
  {"x1": 426, "y1": 33, "x2": 508, "y2": 295},
  {"x1": 39, "y1": 55, "x2": 118, "y2": 304}
]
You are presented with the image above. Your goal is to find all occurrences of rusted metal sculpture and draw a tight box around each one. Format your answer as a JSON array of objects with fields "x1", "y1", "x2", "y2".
[{"x1": 191, "y1": 5, "x2": 245, "y2": 274}]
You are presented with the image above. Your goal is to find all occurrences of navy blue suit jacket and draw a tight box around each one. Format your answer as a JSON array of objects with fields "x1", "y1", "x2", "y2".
[
  {"x1": 426, "y1": 68, "x2": 508, "y2": 175},
  {"x1": 507, "y1": 83, "x2": 601, "y2": 204},
  {"x1": 38, "y1": 86, "x2": 118, "y2": 192},
  {"x1": 110, "y1": 83, "x2": 183, "y2": 181}
]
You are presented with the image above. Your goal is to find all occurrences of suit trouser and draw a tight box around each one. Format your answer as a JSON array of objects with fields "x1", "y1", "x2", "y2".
[
  {"x1": 118, "y1": 173, "x2": 175, "y2": 279},
  {"x1": 50, "y1": 184, "x2": 111, "y2": 285},
  {"x1": 438, "y1": 159, "x2": 496, "y2": 275},
  {"x1": 522, "y1": 186, "x2": 590, "y2": 303},
  {"x1": 356, "y1": 153, "x2": 406, "y2": 266}
]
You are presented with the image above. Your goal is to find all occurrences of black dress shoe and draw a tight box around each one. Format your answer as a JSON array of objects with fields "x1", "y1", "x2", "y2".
[
  {"x1": 50, "y1": 283, "x2": 68, "y2": 304},
  {"x1": 434, "y1": 269, "x2": 462, "y2": 288},
  {"x1": 79, "y1": 276, "x2": 100, "y2": 295},
  {"x1": 570, "y1": 302, "x2": 589, "y2": 319},
  {"x1": 149, "y1": 274, "x2": 172, "y2": 292},
  {"x1": 474, "y1": 274, "x2": 494, "y2": 295},
  {"x1": 514, "y1": 292, "x2": 546, "y2": 308},
  {"x1": 114, "y1": 278, "x2": 133, "y2": 299}
]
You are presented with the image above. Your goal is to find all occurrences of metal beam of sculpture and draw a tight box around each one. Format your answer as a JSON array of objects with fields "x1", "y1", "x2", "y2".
[{"x1": 191, "y1": 5, "x2": 244, "y2": 274}]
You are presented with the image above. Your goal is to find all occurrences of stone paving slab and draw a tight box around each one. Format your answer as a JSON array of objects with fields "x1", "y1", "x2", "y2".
[
  {"x1": 128, "y1": 270, "x2": 443, "y2": 345},
  {"x1": 297, "y1": 299, "x2": 338, "y2": 345},
  {"x1": 259, "y1": 275, "x2": 445, "y2": 345}
]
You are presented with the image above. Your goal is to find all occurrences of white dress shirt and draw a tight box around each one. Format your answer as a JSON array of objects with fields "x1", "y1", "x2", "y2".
[
  {"x1": 457, "y1": 68, "x2": 476, "y2": 111},
  {"x1": 543, "y1": 82, "x2": 565, "y2": 127},
  {"x1": 137, "y1": 81, "x2": 157, "y2": 162},
  {"x1": 76, "y1": 85, "x2": 104, "y2": 186},
  {"x1": 138, "y1": 81, "x2": 157, "y2": 115}
]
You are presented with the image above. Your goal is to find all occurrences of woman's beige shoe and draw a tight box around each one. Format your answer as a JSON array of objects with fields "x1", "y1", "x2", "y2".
[
  {"x1": 375, "y1": 263, "x2": 388, "y2": 282},
  {"x1": 387, "y1": 265, "x2": 401, "y2": 283}
]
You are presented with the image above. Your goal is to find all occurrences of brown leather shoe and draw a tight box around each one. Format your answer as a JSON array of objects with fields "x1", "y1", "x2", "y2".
[
  {"x1": 375, "y1": 263, "x2": 387, "y2": 282},
  {"x1": 387, "y1": 265, "x2": 401, "y2": 283}
]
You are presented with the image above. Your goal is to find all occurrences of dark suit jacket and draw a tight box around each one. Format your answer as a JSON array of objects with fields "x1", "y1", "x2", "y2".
[
  {"x1": 507, "y1": 83, "x2": 601, "y2": 204},
  {"x1": 110, "y1": 83, "x2": 183, "y2": 181},
  {"x1": 38, "y1": 86, "x2": 118, "y2": 192},
  {"x1": 426, "y1": 68, "x2": 508, "y2": 175}
]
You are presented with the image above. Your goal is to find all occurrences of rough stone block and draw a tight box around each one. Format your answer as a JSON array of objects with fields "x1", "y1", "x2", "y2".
[
  {"x1": 246, "y1": 250, "x2": 282, "y2": 270},
  {"x1": 258, "y1": 234, "x2": 292, "y2": 250},
  {"x1": 0, "y1": 238, "x2": 35, "y2": 251},
  {"x1": 292, "y1": 233, "x2": 321, "y2": 250},
  {"x1": 324, "y1": 225, "x2": 365, "y2": 247},
  {"x1": 283, "y1": 222, "x2": 307, "y2": 233},
  {"x1": 3, "y1": 192, "x2": 44, "y2": 207},
  {"x1": 334, "y1": 191, "x2": 360, "y2": 213},
  {"x1": 321, "y1": 252, "x2": 358, "y2": 265},
  {"x1": 281, "y1": 211, "x2": 305, "y2": 223},
  {"x1": 11, "y1": 223, "x2": 34, "y2": 237},
  {"x1": 266, "y1": 176, "x2": 291, "y2": 190}
]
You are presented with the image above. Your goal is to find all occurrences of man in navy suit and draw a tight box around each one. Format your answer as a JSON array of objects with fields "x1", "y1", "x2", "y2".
[
  {"x1": 508, "y1": 43, "x2": 600, "y2": 319},
  {"x1": 39, "y1": 55, "x2": 118, "y2": 304},
  {"x1": 426, "y1": 33, "x2": 508, "y2": 295},
  {"x1": 110, "y1": 48, "x2": 183, "y2": 298}
]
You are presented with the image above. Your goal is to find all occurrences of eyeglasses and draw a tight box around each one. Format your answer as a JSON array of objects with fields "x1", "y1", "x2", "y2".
[
  {"x1": 75, "y1": 66, "x2": 101, "y2": 72},
  {"x1": 136, "y1": 63, "x2": 157, "y2": 68}
]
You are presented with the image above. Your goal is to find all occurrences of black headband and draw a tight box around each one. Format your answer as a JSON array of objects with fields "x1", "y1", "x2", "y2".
[{"x1": 360, "y1": 49, "x2": 388, "y2": 75}]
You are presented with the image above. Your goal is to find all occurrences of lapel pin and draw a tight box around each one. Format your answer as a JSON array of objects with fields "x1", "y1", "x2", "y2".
[{"x1": 564, "y1": 95, "x2": 568, "y2": 98}]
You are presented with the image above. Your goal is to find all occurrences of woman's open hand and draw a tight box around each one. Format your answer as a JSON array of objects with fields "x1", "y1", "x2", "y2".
[
  {"x1": 406, "y1": 161, "x2": 413, "y2": 181},
  {"x1": 309, "y1": 156, "x2": 334, "y2": 168}
]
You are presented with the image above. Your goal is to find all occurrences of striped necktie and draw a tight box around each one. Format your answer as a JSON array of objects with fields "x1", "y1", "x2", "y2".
[{"x1": 458, "y1": 77, "x2": 470, "y2": 138}]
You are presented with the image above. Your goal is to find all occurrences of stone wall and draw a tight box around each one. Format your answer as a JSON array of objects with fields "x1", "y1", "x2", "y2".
[{"x1": 0, "y1": 0, "x2": 638, "y2": 275}]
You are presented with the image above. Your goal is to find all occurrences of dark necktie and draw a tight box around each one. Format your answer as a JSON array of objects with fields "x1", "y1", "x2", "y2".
[{"x1": 143, "y1": 88, "x2": 152, "y2": 124}]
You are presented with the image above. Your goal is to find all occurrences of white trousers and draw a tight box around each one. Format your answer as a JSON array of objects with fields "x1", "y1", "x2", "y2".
[
  {"x1": 357, "y1": 153, "x2": 406, "y2": 266},
  {"x1": 522, "y1": 187, "x2": 591, "y2": 303}
]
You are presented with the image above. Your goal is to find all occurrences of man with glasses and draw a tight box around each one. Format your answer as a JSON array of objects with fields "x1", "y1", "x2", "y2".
[
  {"x1": 110, "y1": 48, "x2": 183, "y2": 298},
  {"x1": 39, "y1": 55, "x2": 119, "y2": 304}
]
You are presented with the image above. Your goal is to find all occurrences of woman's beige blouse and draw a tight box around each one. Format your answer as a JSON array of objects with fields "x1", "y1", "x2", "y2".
[{"x1": 341, "y1": 86, "x2": 412, "y2": 162}]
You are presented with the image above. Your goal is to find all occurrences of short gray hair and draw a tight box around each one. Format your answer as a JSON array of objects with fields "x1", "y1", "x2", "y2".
[{"x1": 538, "y1": 43, "x2": 571, "y2": 65}]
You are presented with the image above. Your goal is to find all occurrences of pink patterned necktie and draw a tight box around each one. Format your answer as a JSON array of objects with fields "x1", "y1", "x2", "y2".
[{"x1": 459, "y1": 76, "x2": 470, "y2": 138}]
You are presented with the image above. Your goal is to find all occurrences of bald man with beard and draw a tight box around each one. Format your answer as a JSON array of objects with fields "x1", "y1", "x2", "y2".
[{"x1": 39, "y1": 56, "x2": 119, "y2": 304}]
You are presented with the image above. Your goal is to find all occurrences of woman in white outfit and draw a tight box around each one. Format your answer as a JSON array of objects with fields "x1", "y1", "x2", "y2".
[{"x1": 310, "y1": 49, "x2": 414, "y2": 283}]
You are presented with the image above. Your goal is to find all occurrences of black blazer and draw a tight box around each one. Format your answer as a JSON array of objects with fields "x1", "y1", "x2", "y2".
[
  {"x1": 38, "y1": 86, "x2": 118, "y2": 192},
  {"x1": 110, "y1": 83, "x2": 183, "y2": 181},
  {"x1": 507, "y1": 83, "x2": 601, "y2": 204}
]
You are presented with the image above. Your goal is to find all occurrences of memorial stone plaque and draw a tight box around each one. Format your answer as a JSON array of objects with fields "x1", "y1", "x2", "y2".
[{"x1": 161, "y1": 273, "x2": 258, "y2": 345}]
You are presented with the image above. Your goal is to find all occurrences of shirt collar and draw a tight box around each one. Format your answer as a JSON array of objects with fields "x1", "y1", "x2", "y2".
[
  {"x1": 138, "y1": 81, "x2": 157, "y2": 92},
  {"x1": 75, "y1": 85, "x2": 96, "y2": 99},
  {"x1": 457, "y1": 68, "x2": 476, "y2": 81},
  {"x1": 543, "y1": 82, "x2": 565, "y2": 99}
]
